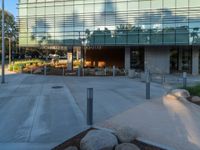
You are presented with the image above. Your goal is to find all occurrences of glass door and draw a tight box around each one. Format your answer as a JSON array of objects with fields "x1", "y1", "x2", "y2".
[{"x1": 130, "y1": 47, "x2": 144, "y2": 71}]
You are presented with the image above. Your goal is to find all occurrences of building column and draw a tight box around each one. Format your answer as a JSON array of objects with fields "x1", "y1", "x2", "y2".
[
  {"x1": 145, "y1": 47, "x2": 170, "y2": 74},
  {"x1": 192, "y1": 48, "x2": 199, "y2": 75},
  {"x1": 125, "y1": 47, "x2": 130, "y2": 70},
  {"x1": 67, "y1": 47, "x2": 73, "y2": 71}
]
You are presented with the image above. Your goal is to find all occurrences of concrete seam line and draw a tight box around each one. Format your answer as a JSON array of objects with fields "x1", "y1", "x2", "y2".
[
  {"x1": 26, "y1": 96, "x2": 41, "y2": 142},
  {"x1": 64, "y1": 85, "x2": 86, "y2": 125}
]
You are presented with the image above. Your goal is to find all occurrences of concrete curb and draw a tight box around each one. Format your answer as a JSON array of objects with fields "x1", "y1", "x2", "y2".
[{"x1": 137, "y1": 137, "x2": 176, "y2": 150}]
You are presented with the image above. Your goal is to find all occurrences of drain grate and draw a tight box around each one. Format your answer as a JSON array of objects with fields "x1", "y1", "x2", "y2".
[{"x1": 52, "y1": 86, "x2": 64, "y2": 89}]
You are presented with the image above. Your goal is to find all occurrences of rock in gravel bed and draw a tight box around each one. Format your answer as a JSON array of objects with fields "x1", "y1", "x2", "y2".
[
  {"x1": 169, "y1": 89, "x2": 190, "y2": 98},
  {"x1": 64, "y1": 146, "x2": 78, "y2": 150},
  {"x1": 114, "y1": 127, "x2": 138, "y2": 143},
  {"x1": 191, "y1": 96, "x2": 200, "y2": 102},
  {"x1": 80, "y1": 129, "x2": 118, "y2": 150},
  {"x1": 115, "y1": 143, "x2": 140, "y2": 150}
]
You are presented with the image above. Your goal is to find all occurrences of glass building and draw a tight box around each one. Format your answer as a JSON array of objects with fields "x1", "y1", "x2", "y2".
[{"x1": 18, "y1": 0, "x2": 200, "y2": 74}]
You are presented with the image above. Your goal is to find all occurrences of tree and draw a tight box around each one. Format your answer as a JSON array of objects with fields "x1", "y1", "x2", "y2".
[
  {"x1": 0, "y1": 9, "x2": 17, "y2": 38},
  {"x1": 0, "y1": 9, "x2": 18, "y2": 59}
]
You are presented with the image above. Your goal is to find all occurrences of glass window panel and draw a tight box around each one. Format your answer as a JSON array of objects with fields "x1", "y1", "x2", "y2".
[
  {"x1": 128, "y1": 33, "x2": 139, "y2": 45},
  {"x1": 85, "y1": 4, "x2": 94, "y2": 13},
  {"x1": 95, "y1": 34, "x2": 105, "y2": 44},
  {"x1": 106, "y1": 2, "x2": 115, "y2": 12},
  {"x1": 19, "y1": 8, "x2": 27, "y2": 16},
  {"x1": 74, "y1": 4, "x2": 84, "y2": 14},
  {"x1": 20, "y1": 0, "x2": 27, "y2": 3},
  {"x1": 46, "y1": 6, "x2": 54, "y2": 15},
  {"x1": 65, "y1": 5, "x2": 73, "y2": 14},
  {"x1": 37, "y1": 7, "x2": 45, "y2": 15},
  {"x1": 164, "y1": 0, "x2": 175, "y2": 8},
  {"x1": 128, "y1": 1, "x2": 138, "y2": 11},
  {"x1": 176, "y1": 0, "x2": 188, "y2": 8},
  {"x1": 55, "y1": 5, "x2": 64, "y2": 14},
  {"x1": 28, "y1": 7, "x2": 36, "y2": 16},
  {"x1": 139, "y1": 0, "x2": 150, "y2": 10},
  {"x1": 151, "y1": 0, "x2": 162, "y2": 10},
  {"x1": 163, "y1": 26, "x2": 175, "y2": 44},
  {"x1": 190, "y1": 0, "x2": 200, "y2": 7},
  {"x1": 116, "y1": 2, "x2": 127, "y2": 12},
  {"x1": 95, "y1": 3, "x2": 104, "y2": 13},
  {"x1": 151, "y1": 33, "x2": 163, "y2": 44}
]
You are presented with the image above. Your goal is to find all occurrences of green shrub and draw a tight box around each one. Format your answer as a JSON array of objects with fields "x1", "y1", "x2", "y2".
[
  {"x1": 185, "y1": 84, "x2": 200, "y2": 96},
  {"x1": 12, "y1": 59, "x2": 45, "y2": 72},
  {"x1": 13, "y1": 64, "x2": 20, "y2": 72},
  {"x1": 9, "y1": 65, "x2": 14, "y2": 71}
]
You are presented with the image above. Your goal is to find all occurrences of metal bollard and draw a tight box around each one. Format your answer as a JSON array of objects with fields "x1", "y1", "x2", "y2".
[
  {"x1": 146, "y1": 70, "x2": 151, "y2": 100},
  {"x1": 44, "y1": 65, "x2": 47, "y2": 76},
  {"x1": 87, "y1": 88, "x2": 93, "y2": 126},
  {"x1": 104, "y1": 67, "x2": 107, "y2": 76},
  {"x1": 162, "y1": 74, "x2": 165, "y2": 84},
  {"x1": 62, "y1": 67, "x2": 65, "y2": 76},
  {"x1": 82, "y1": 68, "x2": 85, "y2": 76},
  {"x1": 113, "y1": 66, "x2": 116, "y2": 77},
  {"x1": 77, "y1": 66, "x2": 81, "y2": 77},
  {"x1": 20, "y1": 66, "x2": 23, "y2": 73},
  {"x1": 183, "y1": 72, "x2": 187, "y2": 88}
]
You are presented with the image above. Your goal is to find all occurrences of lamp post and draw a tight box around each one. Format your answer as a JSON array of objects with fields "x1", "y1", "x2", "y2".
[{"x1": 1, "y1": 0, "x2": 5, "y2": 84}]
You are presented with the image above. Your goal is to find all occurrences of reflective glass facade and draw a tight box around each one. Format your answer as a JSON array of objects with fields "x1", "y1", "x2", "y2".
[{"x1": 19, "y1": 0, "x2": 200, "y2": 47}]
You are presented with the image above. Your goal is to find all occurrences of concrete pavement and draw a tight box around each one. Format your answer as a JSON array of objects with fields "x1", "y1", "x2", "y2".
[
  {"x1": 100, "y1": 95, "x2": 200, "y2": 150},
  {"x1": 1, "y1": 73, "x2": 200, "y2": 150},
  {"x1": 0, "y1": 74, "x2": 86, "y2": 150},
  {"x1": 64, "y1": 77, "x2": 165, "y2": 123}
]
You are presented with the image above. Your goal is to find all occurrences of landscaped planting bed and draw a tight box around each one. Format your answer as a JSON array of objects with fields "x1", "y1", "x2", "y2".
[
  {"x1": 53, "y1": 128, "x2": 165, "y2": 150},
  {"x1": 185, "y1": 84, "x2": 200, "y2": 106},
  {"x1": 9, "y1": 59, "x2": 45, "y2": 72}
]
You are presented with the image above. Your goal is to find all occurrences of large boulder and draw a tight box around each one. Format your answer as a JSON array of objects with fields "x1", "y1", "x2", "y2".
[
  {"x1": 169, "y1": 89, "x2": 190, "y2": 98},
  {"x1": 115, "y1": 143, "x2": 140, "y2": 150},
  {"x1": 80, "y1": 129, "x2": 118, "y2": 150},
  {"x1": 114, "y1": 127, "x2": 138, "y2": 143},
  {"x1": 191, "y1": 96, "x2": 200, "y2": 102},
  {"x1": 64, "y1": 146, "x2": 78, "y2": 150}
]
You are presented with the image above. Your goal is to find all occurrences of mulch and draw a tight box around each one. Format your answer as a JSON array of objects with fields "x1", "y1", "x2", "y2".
[{"x1": 52, "y1": 128, "x2": 165, "y2": 150}]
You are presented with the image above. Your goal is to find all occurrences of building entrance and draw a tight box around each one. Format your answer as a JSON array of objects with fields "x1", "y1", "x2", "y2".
[
  {"x1": 130, "y1": 47, "x2": 144, "y2": 71},
  {"x1": 84, "y1": 46, "x2": 124, "y2": 68},
  {"x1": 170, "y1": 47, "x2": 192, "y2": 73}
]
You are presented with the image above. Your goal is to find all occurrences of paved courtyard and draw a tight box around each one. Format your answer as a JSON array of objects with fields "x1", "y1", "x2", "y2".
[
  {"x1": 0, "y1": 74, "x2": 86, "y2": 150},
  {"x1": 0, "y1": 73, "x2": 200, "y2": 150},
  {"x1": 64, "y1": 76, "x2": 165, "y2": 123},
  {"x1": 0, "y1": 73, "x2": 165, "y2": 150}
]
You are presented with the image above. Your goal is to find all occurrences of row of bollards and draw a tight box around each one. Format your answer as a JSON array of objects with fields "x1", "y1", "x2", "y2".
[
  {"x1": 76, "y1": 66, "x2": 116, "y2": 77},
  {"x1": 145, "y1": 71, "x2": 188, "y2": 100},
  {"x1": 85, "y1": 71, "x2": 188, "y2": 126}
]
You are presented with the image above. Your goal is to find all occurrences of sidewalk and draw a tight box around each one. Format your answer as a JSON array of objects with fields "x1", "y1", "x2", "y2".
[{"x1": 100, "y1": 95, "x2": 200, "y2": 150}]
